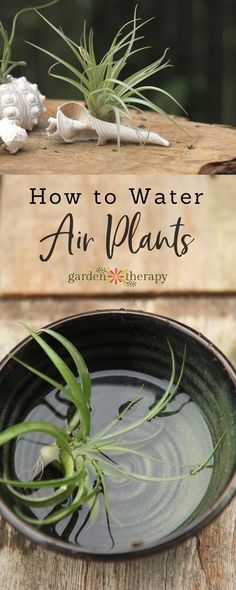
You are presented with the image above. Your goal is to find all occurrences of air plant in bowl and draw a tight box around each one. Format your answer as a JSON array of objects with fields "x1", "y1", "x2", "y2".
[
  {"x1": 30, "y1": 6, "x2": 185, "y2": 148},
  {"x1": 0, "y1": 312, "x2": 234, "y2": 560},
  {"x1": 0, "y1": 0, "x2": 58, "y2": 132}
]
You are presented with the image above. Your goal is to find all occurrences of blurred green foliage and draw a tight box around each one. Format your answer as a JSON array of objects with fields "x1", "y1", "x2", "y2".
[{"x1": 1, "y1": 0, "x2": 235, "y2": 124}]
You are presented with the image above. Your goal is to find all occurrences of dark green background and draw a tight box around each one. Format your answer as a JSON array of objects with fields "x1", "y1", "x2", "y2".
[{"x1": 2, "y1": 0, "x2": 236, "y2": 125}]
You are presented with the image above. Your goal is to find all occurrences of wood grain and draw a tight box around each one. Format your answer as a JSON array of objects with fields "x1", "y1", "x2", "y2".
[
  {"x1": 1, "y1": 176, "x2": 236, "y2": 296},
  {"x1": 1, "y1": 296, "x2": 236, "y2": 359},
  {"x1": 0, "y1": 100, "x2": 236, "y2": 175},
  {"x1": 0, "y1": 296, "x2": 235, "y2": 590}
]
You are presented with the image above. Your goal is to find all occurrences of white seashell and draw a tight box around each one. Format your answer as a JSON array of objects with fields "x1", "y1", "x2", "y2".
[
  {"x1": 0, "y1": 76, "x2": 46, "y2": 131},
  {"x1": 47, "y1": 102, "x2": 170, "y2": 147},
  {"x1": 0, "y1": 117, "x2": 28, "y2": 154}
]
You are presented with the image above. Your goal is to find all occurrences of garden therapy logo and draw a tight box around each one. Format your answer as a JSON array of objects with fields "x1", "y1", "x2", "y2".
[{"x1": 68, "y1": 267, "x2": 168, "y2": 288}]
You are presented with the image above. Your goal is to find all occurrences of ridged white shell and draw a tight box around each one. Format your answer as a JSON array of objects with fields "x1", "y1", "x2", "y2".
[
  {"x1": 0, "y1": 76, "x2": 46, "y2": 131},
  {"x1": 0, "y1": 117, "x2": 28, "y2": 153},
  {"x1": 47, "y1": 102, "x2": 170, "y2": 147}
]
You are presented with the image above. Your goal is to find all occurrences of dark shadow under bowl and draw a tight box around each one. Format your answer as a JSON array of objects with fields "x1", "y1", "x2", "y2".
[{"x1": 0, "y1": 310, "x2": 236, "y2": 560}]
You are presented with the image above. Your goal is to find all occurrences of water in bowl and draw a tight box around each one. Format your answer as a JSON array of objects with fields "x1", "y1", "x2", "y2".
[{"x1": 14, "y1": 369, "x2": 213, "y2": 553}]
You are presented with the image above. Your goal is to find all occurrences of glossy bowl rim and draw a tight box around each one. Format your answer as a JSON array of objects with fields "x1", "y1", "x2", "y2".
[{"x1": 0, "y1": 308, "x2": 236, "y2": 561}]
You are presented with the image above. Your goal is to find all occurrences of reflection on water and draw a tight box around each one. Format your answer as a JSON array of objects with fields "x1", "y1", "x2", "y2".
[{"x1": 14, "y1": 370, "x2": 213, "y2": 553}]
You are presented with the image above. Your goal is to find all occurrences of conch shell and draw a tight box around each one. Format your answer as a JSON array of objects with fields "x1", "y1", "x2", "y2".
[
  {"x1": 0, "y1": 117, "x2": 28, "y2": 154},
  {"x1": 0, "y1": 76, "x2": 46, "y2": 130},
  {"x1": 47, "y1": 102, "x2": 170, "y2": 147}
]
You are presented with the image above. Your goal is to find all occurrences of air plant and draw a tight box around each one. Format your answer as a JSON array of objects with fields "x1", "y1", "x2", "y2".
[
  {"x1": 0, "y1": 326, "x2": 224, "y2": 533},
  {"x1": 0, "y1": 0, "x2": 58, "y2": 84},
  {"x1": 29, "y1": 5, "x2": 186, "y2": 147},
  {"x1": 0, "y1": 1, "x2": 59, "y2": 131}
]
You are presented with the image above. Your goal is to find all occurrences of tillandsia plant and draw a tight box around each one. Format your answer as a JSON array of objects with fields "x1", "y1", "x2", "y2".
[
  {"x1": 29, "y1": 5, "x2": 185, "y2": 147},
  {"x1": 0, "y1": 326, "x2": 224, "y2": 535},
  {"x1": 0, "y1": 0, "x2": 58, "y2": 83},
  {"x1": 0, "y1": 1, "x2": 59, "y2": 131}
]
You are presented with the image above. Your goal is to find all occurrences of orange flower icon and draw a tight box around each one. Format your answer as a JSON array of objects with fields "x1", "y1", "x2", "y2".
[{"x1": 107, "y1": 268, "x2": 125, "y2": 285}]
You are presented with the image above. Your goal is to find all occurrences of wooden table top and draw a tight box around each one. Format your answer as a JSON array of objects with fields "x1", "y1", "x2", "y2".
[
  {"x1": 0, "y1": 177, "x2": 235, "y2": 589},
  {"x1": 0, "y1": 100, "x2": 236, "y2": 175}
]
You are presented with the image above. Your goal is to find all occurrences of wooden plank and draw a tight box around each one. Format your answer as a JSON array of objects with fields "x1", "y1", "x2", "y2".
[
  {"x1": 1, "y1": 296, "x2": 236, "y2": 358},
  {"x1": 0, "y1": 100, "x2": 236, "y2": 175},
  {"x1": 1, "y1": 296, "x2": 236, "y2": 359},
  {"x1": 0, "y1": 296, "x2": 235, "y2": 590},
  {"x1": 1, "y1": 175, "x2": 236, "y2": 296}
]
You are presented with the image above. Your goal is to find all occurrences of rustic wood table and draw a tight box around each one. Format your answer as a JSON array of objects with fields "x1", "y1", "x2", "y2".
[
  {"x1": 0, "y1": 177, "x2": 235, "y2": 589},
  {"x1": 0, "y1": 100, "x2": 236, "y2": 175}
]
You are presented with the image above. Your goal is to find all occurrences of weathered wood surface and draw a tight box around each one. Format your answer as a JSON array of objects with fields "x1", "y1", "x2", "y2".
[
  {"x1": 1, "y1": 176, "x2": 236, "y2": 296},
  {"x1": 0, "y1": 296, "x2": 235, "y2": 590},
  {"x1": 0, "y1": 100, "x2": 236, "y2": 175},
  {"x1": 199, "y1": 158, "x2": 236, "y2": 175}
]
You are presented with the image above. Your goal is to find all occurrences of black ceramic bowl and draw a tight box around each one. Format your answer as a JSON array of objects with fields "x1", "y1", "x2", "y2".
[{"x1": 0, "y1": 310, "x2": 236, "y2": 560}]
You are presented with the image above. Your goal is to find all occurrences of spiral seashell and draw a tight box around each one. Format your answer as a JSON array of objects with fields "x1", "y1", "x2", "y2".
[
  {"x1": 47, "y1": 101, "x2": 170, "y2": 147},
  {"x1": 0, "y1": 76, "x2": 46, "y2": 131},
  {"x1": 0, "y1": 117, "x2": 28, "y2": 154}
]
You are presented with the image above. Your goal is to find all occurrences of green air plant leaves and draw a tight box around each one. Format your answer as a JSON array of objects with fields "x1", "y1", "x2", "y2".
[
  {"x1": 28, "y1": 5, "x2": 187, "y2": 144},
  {"x1": 0, "y1": 326, "x2": 225, "y2": 534},
  {"x1": 0, "y1": 1, "x2": 59, "y2": 83}
]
